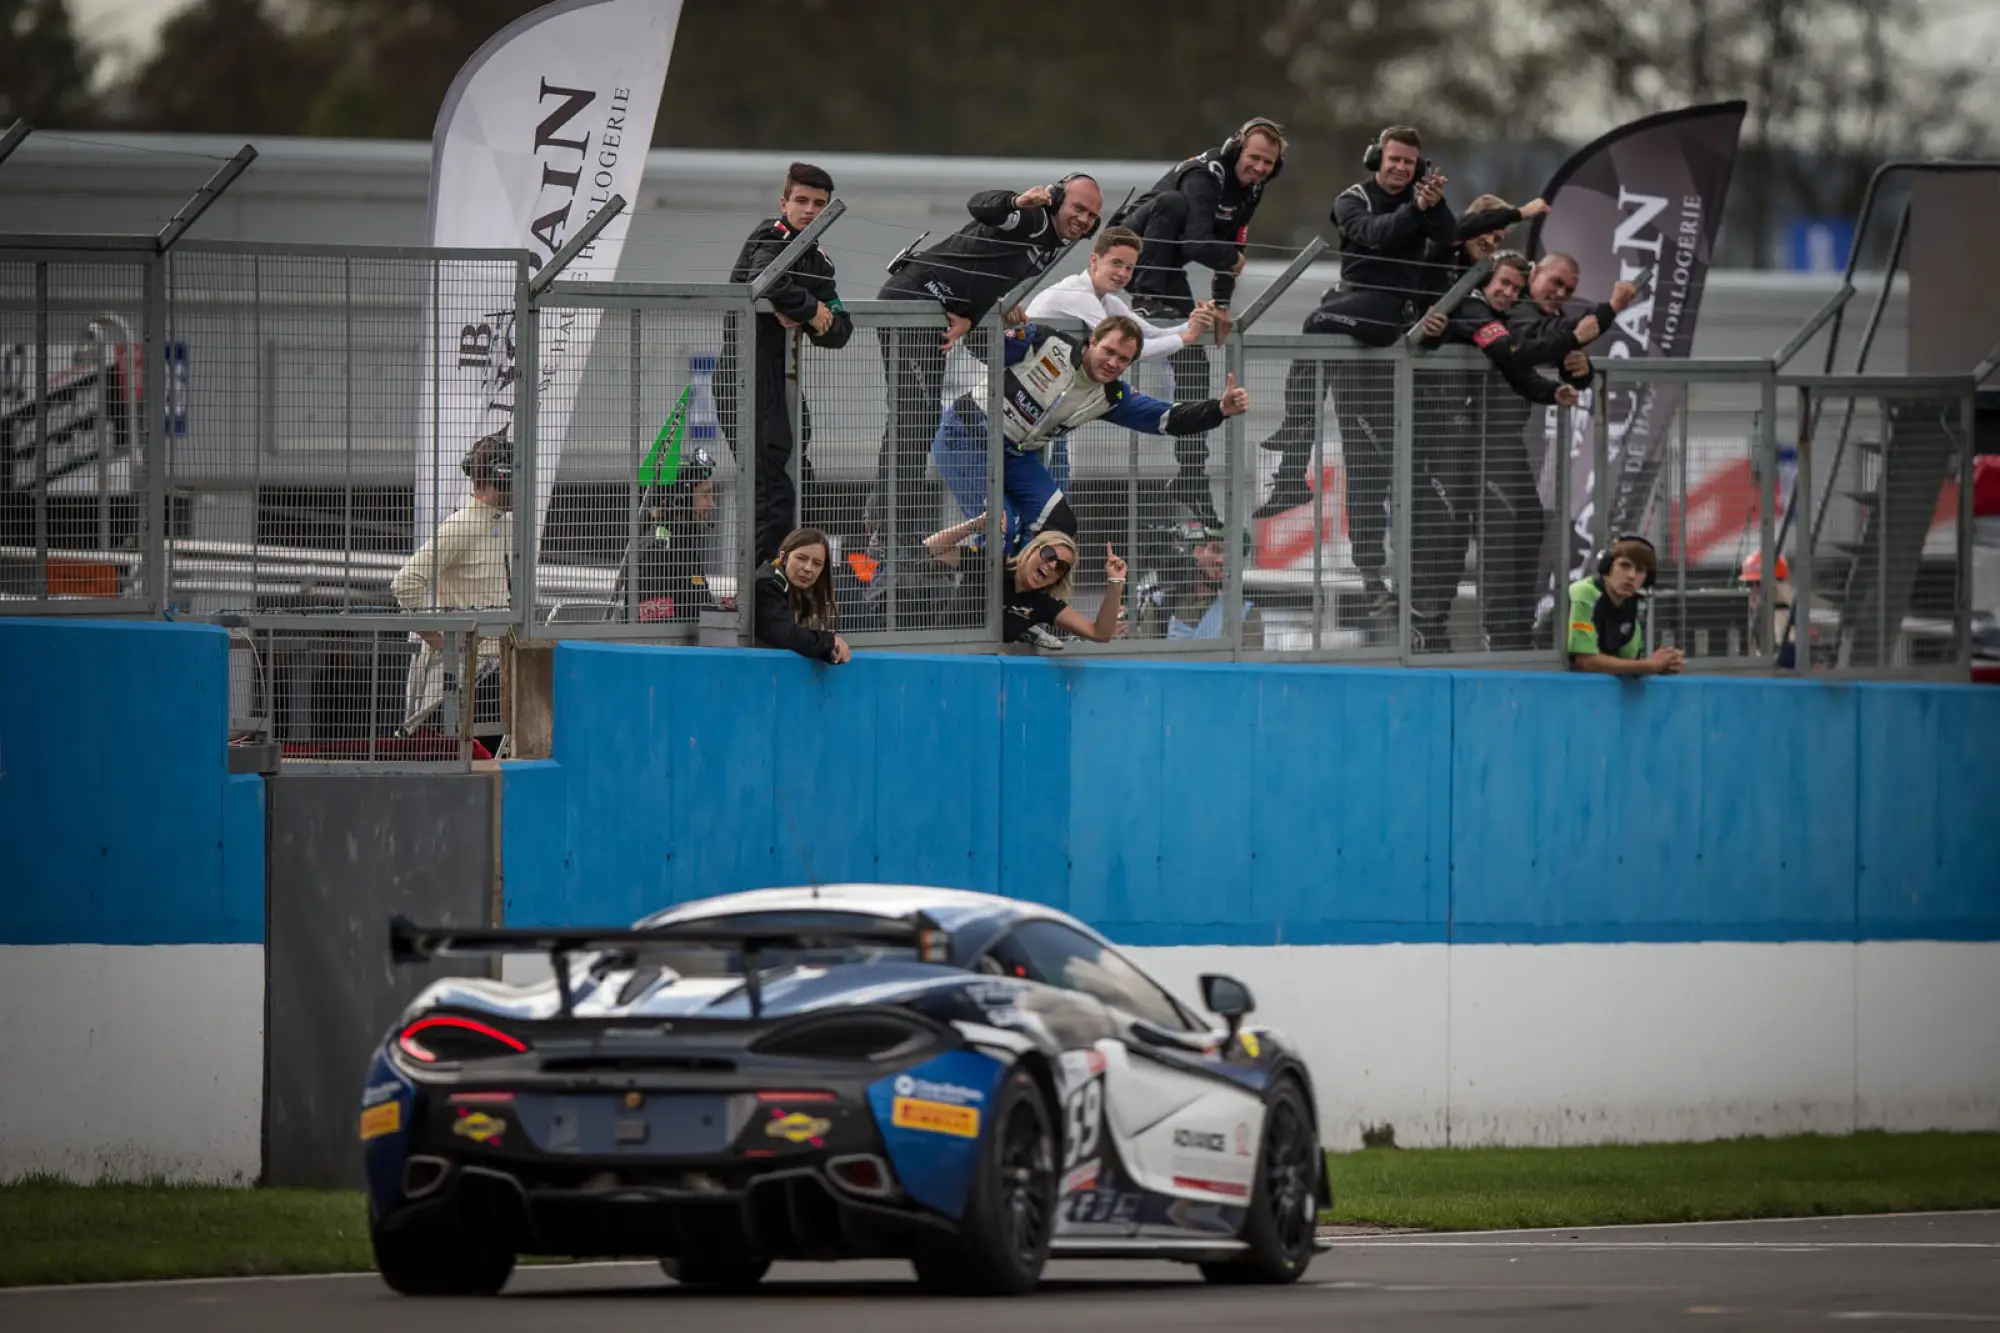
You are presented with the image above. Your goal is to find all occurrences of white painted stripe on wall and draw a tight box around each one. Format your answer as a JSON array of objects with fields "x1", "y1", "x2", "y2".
[
  {"x1": 1129, "y1": 942, "x2": 2000, "y2": 1149},
  {"x1": 4, "y1": 941, "x2": 1991, "y2": 1180},
  {"x1": 1858, "y1": 942, "x2": 2000, "y2": 1133},
  {"x1": 0, "y1": 945, "x2": 264, "y2": 1183}
]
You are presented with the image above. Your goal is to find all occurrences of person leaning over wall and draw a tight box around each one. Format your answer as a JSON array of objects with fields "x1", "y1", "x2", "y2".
[
  {"x1": 755, "y1": 526, "x2": 851, "y2": 665},
  {"x1": 1567, "y1": 535, "x2": 1685, "y2": 676},
  {"x1": 1004, "y1": 529, "x2": 1126, "y2": 651}
]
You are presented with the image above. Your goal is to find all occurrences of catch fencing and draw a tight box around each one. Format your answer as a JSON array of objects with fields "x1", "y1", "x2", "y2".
[{"x1": 1, "y1": 210, "x2": 1982, "y2": 764}]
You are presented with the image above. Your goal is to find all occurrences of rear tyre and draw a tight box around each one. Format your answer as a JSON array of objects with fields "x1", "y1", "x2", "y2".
[
  {"x1": 910, "y1": 1066, "x2": 1056, "y2": 1296},
  {"x1": 1199, "y1": 1078, "x2": 1320, "y2": 1285},
  {"x1": 370, "y1": 1210, "x2": 515, "y2": 1296},
  {"x1": 660, "y1": 1256, "x2": 772, "y2": 1286}
]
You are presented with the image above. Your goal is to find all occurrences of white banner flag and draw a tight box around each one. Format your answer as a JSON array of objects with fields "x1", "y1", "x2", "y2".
[{"x1": 415, "y1": 0, "x2": 683, "y2": 551}]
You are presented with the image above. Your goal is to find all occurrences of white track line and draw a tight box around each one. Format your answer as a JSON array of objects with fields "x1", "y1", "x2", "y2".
[
  {"x1": 1320, "y1": 1209, "x2": 2000, "y2": 1240},
  {"x1": 1330, "y1": 1240, "x2": 2000, "y2": 1251}
]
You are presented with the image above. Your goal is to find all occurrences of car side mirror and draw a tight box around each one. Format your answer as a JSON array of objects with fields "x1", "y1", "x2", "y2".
[{"x1": 1199, "y1": 973, "x2": 1254, "y2": 1041}]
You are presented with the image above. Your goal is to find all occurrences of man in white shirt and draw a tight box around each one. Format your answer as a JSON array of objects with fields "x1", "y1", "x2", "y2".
[
  {"x1": 1025, "y1": 226, "x2": 1217, "y2": 362},
  {"x1": 1014, "y1": 226, "x2": 1216, "y2": 496}
]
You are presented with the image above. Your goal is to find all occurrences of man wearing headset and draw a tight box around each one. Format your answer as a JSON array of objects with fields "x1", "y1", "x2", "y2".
[
  {"x1": 1112, "y1": 118, "x2": 1286, "y2": 525},
  {"x1": 1256, "y1": 126, "x2": 1456, "y2": 628},
  {"x1": 1568, "y1": 534, "x2": 1685, "y2": 675},
  {"x1": 390, "y1": 430, "x2": 515, "y2": 747},
  {"x1": 867, "y1": 174, "x2": 1104, "y2": 616}
]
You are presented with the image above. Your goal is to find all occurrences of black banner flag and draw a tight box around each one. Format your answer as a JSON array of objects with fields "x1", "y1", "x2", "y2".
[{"x1": 1521, "y1": 100, "x2": 1748, "y2": 621}]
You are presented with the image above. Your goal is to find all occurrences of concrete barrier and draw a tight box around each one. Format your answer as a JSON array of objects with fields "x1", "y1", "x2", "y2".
[
  {"x1": 501, "y1": 646, "x2": 2000, "y2": 1146},
  {"x1": 0, "y1": 619, "x2": 265, "y2": 1182}
]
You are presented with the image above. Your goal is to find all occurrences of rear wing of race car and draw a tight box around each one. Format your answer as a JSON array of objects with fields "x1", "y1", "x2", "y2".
[{"x1": 387, "y1": 911, "x2": 952, "y2": 1018}]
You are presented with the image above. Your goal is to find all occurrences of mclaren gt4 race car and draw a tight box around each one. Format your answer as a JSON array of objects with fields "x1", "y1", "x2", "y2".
[{"x1": 359, "y1": 885, "x2": 1330, "y2": 1296}]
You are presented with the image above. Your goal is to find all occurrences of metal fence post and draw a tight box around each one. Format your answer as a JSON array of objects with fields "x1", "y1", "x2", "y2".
[
  {"x1": 1553, "y1": 389, "x2": 1574, "y2": 668},
  {"x1": 515, "y1": 262, "x2": 540, "y2": 636},
  {"x1": 736, "y1": 287, "x2": 759, "y2": 646},
  {"x1": 142, "y1": 253, "x2": 169, "y2": 614},
  {"x1": 1958, "y1": 386, "x2": 1976, "y2": 669},
  {"x1": 1393, "y1": 349, "x2": 1415, "y2": 662},
  {"x1": 1792, "y1": 383, "x2": 1815, "y2": 671},
  {"x1": 1222, "y1": 337, "x2": 1248, "y2": 653},
  {"x1": 985, "y1": 311, "x2": 1006, "y2": 644},
  {"x1": 1756, "y1": 371, "x2": 1778, "y2": 666}
]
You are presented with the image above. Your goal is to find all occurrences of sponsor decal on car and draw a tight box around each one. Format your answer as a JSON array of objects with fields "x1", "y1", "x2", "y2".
[
  {"x1": 1237, "y1": 1029, "x2": 1261, "y2": 1059},
  {"x1": 359, "y1": 1101, "x2": 401, "y2": 1141},
  {"x1": 766, "y1": 1111, "x2": 832, "y2": 1145},
  {"x1": 1063, "y1": 1189, "x2": 1141, "y2": 1225},
  {"x1": 452, "y1": 1110, "x2": 506, "y2": 1146},
  {"x1": 1235, "y1": 1121, "x2": 1253, "y2": 1156},
  {"x1": 893, "y1": 1073, "x2": 984, "y2": 1106},
  {"x1": 1172, "y1": 1175, "x2": 1250, "y2": 1199},
  {"x1": 891, "y1": 1096, "x2": 981, "y2": 1138},
  {"x1": 1173, "y1": 1127, "x2": 1227, "y2": 1152},
  {"x1": 361, "y1": 1081, "x2": 403, "y2": 1108}
]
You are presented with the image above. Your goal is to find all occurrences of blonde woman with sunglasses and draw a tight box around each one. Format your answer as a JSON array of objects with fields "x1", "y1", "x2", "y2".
[{"x1": 1003, "y1": 530, "x2": 1127, "y2": 651}]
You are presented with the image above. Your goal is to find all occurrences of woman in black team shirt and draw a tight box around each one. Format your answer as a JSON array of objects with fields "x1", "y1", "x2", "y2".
[
  {"x1": 1003, "y1": 529, "x2": 1128, "y2": 650},
  {"x1": 755, "y1": 526, "x2": 851, "y2": 664}
]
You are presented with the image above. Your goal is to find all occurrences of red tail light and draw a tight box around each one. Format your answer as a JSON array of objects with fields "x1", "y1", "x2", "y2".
[{"x1": 397, "y1": 1015, "x2": 529, "y2": 1064}]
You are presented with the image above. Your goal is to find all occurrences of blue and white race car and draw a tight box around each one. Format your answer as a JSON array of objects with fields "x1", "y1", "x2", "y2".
[{"x1": 359, "y1": 884, "x2": 1330, "y2": 1295}]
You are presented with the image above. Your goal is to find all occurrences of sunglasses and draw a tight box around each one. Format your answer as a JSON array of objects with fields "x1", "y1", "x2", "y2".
[{"x1": 1036, "y1": 546, "x2": 1073, "y2": 577}]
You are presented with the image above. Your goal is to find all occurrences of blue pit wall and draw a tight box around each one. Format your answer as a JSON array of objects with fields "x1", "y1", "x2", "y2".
[
  {"x1": 1, "y1": 619, "x2": 264, "y2": 947},
  {"x1": 2, "y1": 621, "x2": 1995, "y2": 950},
  {"x1": 501, "y1": 646, "x2": 2000, "y2": 946}
]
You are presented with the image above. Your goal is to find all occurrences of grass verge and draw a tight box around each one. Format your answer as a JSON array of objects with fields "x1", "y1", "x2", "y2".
[
  {"x1": 5, "y1": 1132, "x2": 1998, "y2": 1286},
  {"x1": 1321, "y1": 1130, "x2": 2000, "y2": 1231},
  {"x1": 0, "y1": 1176, "x2": 372, "y2": 1287}
]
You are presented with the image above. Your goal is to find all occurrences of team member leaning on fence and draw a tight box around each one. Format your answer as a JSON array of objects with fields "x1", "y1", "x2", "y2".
[
  {"x1": 1255, "y1": 124, "x2": 1453, "y2": 597},
  {"x1": 717, "y1": 162, "x2": 855, "y2": 564},
  {"x1": 1111, "y1": 118, "x2": 1286, "y2": 525},
  {"x1": 929, "y1": 315, "x2": 1250, "y2": 560},
  {"x1": 1568, "y1": 535, "x2": 1684, "y2": 676},
  {"x1": 755, "y1": 527, "x2": 851, "y2": 665},
  {"x1": 390, "y1": 430, "x2": 513, "y2": 747},
  {"x1": 1003, "y1": 530, "x2": 1128, "y2": 651},
  {"x1": 1015, "y1": 226, "x2": 1217, "y2": 501},
  {"x1": 1411, "y1": 252, "x2": 1587, "y2": 651},
  {"x1": 870, "y1": 174, "x2": 1104, "y2": 570}
]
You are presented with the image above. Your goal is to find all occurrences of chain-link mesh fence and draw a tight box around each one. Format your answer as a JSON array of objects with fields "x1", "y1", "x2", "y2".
[
  {"x1": 1573, "y1": 365, "x2": 1785, "y2": 668},
  {"x1": 519, "y1": 289, "x2": 745, "y2": 636},
  {"x1": 8, "y1": 232, "x2": 1977, "y2": 686},
  {"x1": 162, "y1": 243, "x2": 529, "y2": 622},
  {"x1": 0, "y1": 248, "x2": 156, "y2": 611},
  {"x1": 1785, "y1": 380, "x2": 1974, "y2": 671},
  {"x1": 223, "y1": 615, "x2": 502, "y2": 768}
]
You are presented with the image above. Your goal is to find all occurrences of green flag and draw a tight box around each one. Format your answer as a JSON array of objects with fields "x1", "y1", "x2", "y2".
[{"x1": 639, "y1": 384, "x2": 695, "y2": 487}]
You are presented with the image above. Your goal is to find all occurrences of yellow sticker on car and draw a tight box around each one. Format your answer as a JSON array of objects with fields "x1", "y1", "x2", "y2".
[
  {"x1": 892, "y1": 1096, "x2": 980, "y2": 1138},
  {"x1": 359, "y1": 1101, "x2": 401, "y2": 1141}
]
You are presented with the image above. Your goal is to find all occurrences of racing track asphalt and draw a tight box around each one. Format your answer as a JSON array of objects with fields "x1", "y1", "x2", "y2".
[{"x1": 5, "y1": 1211, "x2": 1999, "y2": 1332}]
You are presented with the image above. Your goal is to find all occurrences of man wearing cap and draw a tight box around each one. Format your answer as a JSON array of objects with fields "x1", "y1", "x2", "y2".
[{"x1": 1159, "y1": 515, "x2": 1262, "y2": 646}]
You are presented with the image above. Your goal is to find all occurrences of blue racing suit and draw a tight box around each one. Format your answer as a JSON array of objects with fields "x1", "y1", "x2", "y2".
[{"x1": 930, "y1": 322, "x2": 1227, "y2": 553}]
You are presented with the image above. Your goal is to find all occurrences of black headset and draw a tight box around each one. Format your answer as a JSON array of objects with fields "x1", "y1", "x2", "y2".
[
  {"x1": 1225, "y1": 116, "x2": 1287, "y2": 160},
  {"x1": 1596, "y1": 533, "x2": 1658, "y2": 590},
  {"x1": 1362, "y1": 125, "x2": 1430, "y2": 179},
  {"x1": 460, "y1": 429, "x2": 513, "y2": 492},
  {"x1": 1043, "y1": 171, "x2": 1100, "y2": 236}
]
